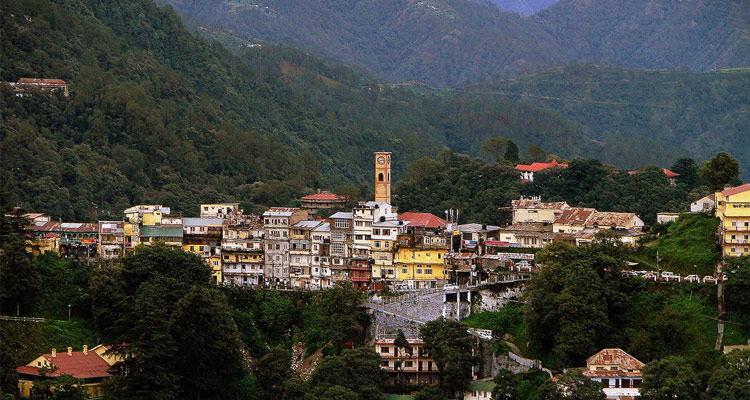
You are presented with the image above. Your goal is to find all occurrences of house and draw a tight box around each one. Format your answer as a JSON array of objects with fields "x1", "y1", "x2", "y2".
[
  {"x1": 553, "y1": 207, "x2": 597, "y2": 234},
  {"x1": 454, "y1": 224, "x2": 502, "y2": 253},
  {"x1": 329, "y1": 211, "x2": 353, "y2": 283},
  {"x1": 464, "y1": 380, "x2": 496, "y2": 400},
  {"x1": 290, "y1": 220, "x2": 323, "y2": 289},
  {"x1": 375, "y1": 337, "x2": 439, "y2": 386},
  {"x1": 300, "y1": 191, "x2": 348, "y2": 218},
  {"x1": 183, "y1": 218, "x2": 225, "y2": 284},
  {"x1": 690, "y1": 194, "x2": 715, "y2": 213},
  {"x1": 656, "y1": 213, "x2": 680, "y2": 224},
  {"x1": 629, "y1": 168, "x2": 680, "y2": 186},
  {"x1": 16, "y1": 345, "x2": 122, "y2": 398},
  {"x1": 262, "y1": 208, "x2": 308, "y2": 287},
  {"x1": 511, "y1": 197, "x2": 570, "y2": 225},
  {"x1": 582, "y1": 348, "x2": 644, "y2": 399},
  {"x1": 371, "y1": 219, "x2": 408, "y2": 284},
  {"x1": 8, "y1": 78, "x2": 70, "y2": 97},
  {"x1": 587, "y1": 212, "x2": 644, "y2": 231},
  {"x1": 200, "y1": 203, "x2": 245, "y2": 224},
  {"x1": 715, "y1": 183, "x2": 750, "y2": 257},
  {"x1": 98, "y1": 221, "x2": 125, "y2": 259},
  {"x1": 310, "y1": 222, "x2": 333, "y2": 289},
  {"x1": 515, "y1": 159, "x2": 568, "y2": 182}
]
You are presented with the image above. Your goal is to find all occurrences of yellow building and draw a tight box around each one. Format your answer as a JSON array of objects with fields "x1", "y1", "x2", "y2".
[
  {"x1": 124, "y1": 204, "x2": 172, "y2": 226},
  {"x1": 394, "y1": 247, "x2": 447, "y2": 289},
  {"x1": 16, "y1": 345, "x2": 121, "y2": 398},
  {"x1": 715, "y1": 183, "x2": 750, "y2": 257}
]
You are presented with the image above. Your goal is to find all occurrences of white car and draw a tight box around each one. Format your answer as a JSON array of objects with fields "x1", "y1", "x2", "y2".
[
  {"x1": 643, "y1": 273, "x2": 657, "y2": 280},
  {"x1": 703, "y1": 276, "x2": 717, "y2": 284},
  {"x1": 443, "y1": 284, "x2": 459, "y2": 290},
  {"x1": 684, "y1": 274, "x2": 700, "y2": 283}
]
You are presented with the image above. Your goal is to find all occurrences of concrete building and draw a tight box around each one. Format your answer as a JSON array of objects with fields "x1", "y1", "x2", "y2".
[
  {"x1": 582, "y1": 348, "x2": 644, "y2": 399},
  {"x1": 715, "y1": 183, "x2": 750, "y2": 257},
  {"x1": 511, "y1": 197, "x2": 570, "y2": 225},
  {"x1": 301, "y1": 191, "x2": 348, "y2": 218},
  {"x1": 262, "y1": 208, "x2": 307, "y2": 287},
  {"x1": 310, "y1": 222, "x2": 332, "y2": 289},
  {"x1": 691, "y1": 194, "x2": 715, "y2": 213},
  {"x1": 375, "y1": 337, "x2": 439, "y2": 386},
  {"x1": 515, "y1": 159, "x2": 568, "y2": 182}
]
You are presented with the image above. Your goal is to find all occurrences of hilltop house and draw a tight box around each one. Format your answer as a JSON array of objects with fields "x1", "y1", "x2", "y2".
[
  {"x1": 582, "y1": 348, "x2": 644, "y2": 399},
  {"x1": 515, "y1": 160, "x2": 568, "y2": 182}
]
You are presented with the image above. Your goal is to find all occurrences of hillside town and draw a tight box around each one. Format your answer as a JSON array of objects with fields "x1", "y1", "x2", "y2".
[{"x1": 19, "y1": 152, "x2": 681, "y2": 292}]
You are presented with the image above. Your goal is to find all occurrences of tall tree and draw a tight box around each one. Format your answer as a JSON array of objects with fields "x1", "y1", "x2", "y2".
[
  {"x1": 524, "y1": 145, "x2": 547, "y2": 163},
  {"x1": 670, "y1": 157, "x2": 701, "y2": 189},
  {"x1": 254, "y1": 346, "x2": 293, "y2": 400},
  {"x1": 706, "y1": 349, "x2": 750, "y2": 400},
  {"x1": 640, "y1": 356, "x2": 700, "y2": 400},
  {"x1": 699, "y1": 152, "x2": 740, "y2": 190},
  {"x1": 0, "y1": 209, "x2": 40, "y2": 316},
  {"x1": 481, "y1": 136, "x2": 508, "y2": 162},
  {"x1": 504, "y1": 140, "x2": 520, "y2": 162},
  {"x1": 307, "y1": 347, "x2": 386, "y2": 400},
  {"x1": 420, "y1": 318, "x2": 474, "y2": 397}
]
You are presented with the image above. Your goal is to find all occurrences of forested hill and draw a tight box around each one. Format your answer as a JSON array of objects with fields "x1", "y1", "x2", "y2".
[
  {"x1": 463, "y1": 64, "x2": 750, "y2": 175},
  {"x1": 162, "y1": 0, "x2": 750, "y2": 87},
  {"x1": 0, "y1": 0, "x2": 601, "y2": 221}
]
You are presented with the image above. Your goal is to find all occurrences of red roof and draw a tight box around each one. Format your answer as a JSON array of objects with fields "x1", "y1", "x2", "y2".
[
  {"x1": 398, "y1": 212, "x2": 446, "y2": 228},
  {"x1": 515, "y1": 159, "x2": 568, "y2": 172},
  {"x1": 721, "y1": 183, "x2": 750, "y2": 197},
  {"x1": 43, "y1": 233, "x2": 59, "y2": 238},
  {"x1": 301, "y1": 191, "x2": 347, "y2": 201},
  {"x1": 17, "y1": 78, "x2": 67, "y2": 85},
  {"x1": 17, "y1": 351, "x2": 112, "y2": 379},
  {"x1": 628, "y1": 168, "x2": 679, "y2": 178}
]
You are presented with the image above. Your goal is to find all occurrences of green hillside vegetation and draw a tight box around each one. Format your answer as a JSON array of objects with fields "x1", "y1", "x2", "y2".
[
  {"x1": 466, "y1": 64, "x2": 750, "y2": 173},
  {"x1": 163, "y1": 0, "x2": 750, "y2": 87},
  {"x1": 645, "y1": 213, "x2": 720, "y2": 276},
  {"x1": 1, "y1": 0, "x2": 604, "y2": 221}
]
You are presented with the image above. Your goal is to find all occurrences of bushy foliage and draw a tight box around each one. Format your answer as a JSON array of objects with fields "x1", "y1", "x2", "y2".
[{"x1": 646, "y1": 212, "x2": 720, "y2": 275}]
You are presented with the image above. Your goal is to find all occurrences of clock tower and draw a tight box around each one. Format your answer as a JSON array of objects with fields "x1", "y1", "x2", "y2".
[{"x1": 374, "y1": 152, "x2": 391, "y2": 204}]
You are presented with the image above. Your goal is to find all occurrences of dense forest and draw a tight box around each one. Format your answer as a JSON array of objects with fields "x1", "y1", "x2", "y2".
[
  {"x1": 0, "y1": 0, "x2": 602, "y2": 221},
  {"x1": 465, "y1": 64, "x2": 750, "y2": 174},
  {"x1": 162, "y1": 0, "x2": 750, "y2": 87}
]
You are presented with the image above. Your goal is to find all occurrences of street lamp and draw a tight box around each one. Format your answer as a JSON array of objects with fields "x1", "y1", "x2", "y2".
[{"x1": 68, "y1": 304, "x2": 71, "y2": 322}]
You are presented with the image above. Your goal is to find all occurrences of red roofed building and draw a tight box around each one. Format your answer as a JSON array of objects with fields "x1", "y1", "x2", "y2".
[
  {"x1": 8, "y1": 78, "x2": 69, "y2": 97},
  {"x1": 16, "y1": 345, "x2": 124, "y2": 398},
  {"x1": 515, "y1": 159, "x2": 568, "y2": 182},
  {"x1": 300, "y1": 191, "x2": 348, "y2": 218},
  {"x1": 628, "y1": 168, "x2": 679, "y2": 185},
  {"x1": 398, "y1": 212, "x2": 447, "y2": 229}
]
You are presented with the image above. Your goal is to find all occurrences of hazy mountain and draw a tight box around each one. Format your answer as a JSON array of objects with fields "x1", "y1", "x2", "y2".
[
  {"x1": 163, "y1": 0, "x2": 750, "y2": 87},
  {"x1": 464, "y1": 64, "x2": 750, "y2": 174},
  {"x1": 488, "y1": 0, "x2": 558, "y2": 15}
]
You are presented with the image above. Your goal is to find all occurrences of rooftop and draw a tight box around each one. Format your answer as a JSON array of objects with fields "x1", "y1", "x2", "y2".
[
  {"x1": 17, "y1": 349, "x2": 112, "y2": 379},
  {"x1": 139, "y1": 225, "x2": 183, "y2": 238},
  {"x1": 467, "y1": 380, "x2": 496, "y2": 392},
  {"x1": 17, "y1": 78, "x2": 68, "y2": 85},
  {"x1": 721, "y1": 183, "x2": 750, "y2": 197},
  {"x1": 398, "y1": 212, "x2": 446, "y2": 228},
  {"x1": 301, "y1": 191, "x2": 348, "y2": 201},
  {"x1": 182, "y1": 218, "x2": 223, "y2": 227},
  {"x1": 263, "y1": 207, "x2": 300, "y2": 217},
  {"x1": 456, "y1": 223, "x2": 501, "y2": 233},
  {"x1": 330, "y1": 212, "x2": 353, "y2": 219},
  {"x1": 589, "y1": 212, "x2": 638, "y2": 227},
  {"x1": 555, "y1": 207, "x2": 597, "y2": 225},
  {"x1": 293, "y1": 220, "x2": 323, "y2": 229},
  {"x1": 511, "y1": 199, "x2": 569, "y2": 210},
  {"x1": 515, "y1": 159, "x2": 568, "y2": 172}
]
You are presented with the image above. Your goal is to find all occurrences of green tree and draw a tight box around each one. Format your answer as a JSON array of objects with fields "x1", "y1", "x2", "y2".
[
  {"x1": 170, "y1": 287, "x2": 246, "y2": 397},
  {"x1": 491, "y1": 369, "x2": 518, "y2": 400},
  {"x1": 670, "y1": 157, "x2": 701, "y2": 189},
  {"x1": 556, "y1": 370, "x2": 605, "y2": 400},
  {"x1": 414, "y1": 386, "x2": 448, "y2": 400},
  {"x1": 0, "y1": 209, "x2": 40, "y2": 315},
  {"x1": 504, "y1": 140, "x2": 520, "y2": 162},
  {"x1": 706, "y1": 350, "x2": 750, "y2": 400},
  {"x1": 699, "y1": 152, "x2": 740, "y2": 190},
  {"x1": 317, "y1": 282, "x2": 368, "y2": 354},
  {"x1": 254, "y1": 346, "x2": 293, "y2": 400},
  {"x1": 725, "y1": 257, "x2": 750, "y2": 325},
  {"x1": 524, "y1": 145, "x2": 547, "y2": 163},
  {"x1": 640, "y1": 356, "x2": 700, "y2": 400},
  {"x1": 481, "y1": 137, "x2": 508, "y2": 162},
  {"x1": 420, "y1": 318, "x2": 474, "y2": 397},
  {"x1": 29, "y1": 374, "x2": 86, "y2": 400},
  {"x1": 307, "y1": 347, "x2": 385, "y2": 400},
  {"x1": 320, "y1": 385, "x2": 359, "y2": 400}
]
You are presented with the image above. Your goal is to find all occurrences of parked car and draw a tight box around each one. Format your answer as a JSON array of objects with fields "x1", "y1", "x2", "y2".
[
  {"x1": 703, "y1": 276, "x2": 717, "y2": 284},
  {"x1": 643, "y1": 273, "x2": 657, "y2": 280},
  {"x1": 443, "y1": 284, "x2": 459, "y2": 290},
  {"x1": 661, "y1": 272, "x2": 680, "y2": 282},
  {"x1": 684, "y1": 274, "x2": 701, "y2": 283}
]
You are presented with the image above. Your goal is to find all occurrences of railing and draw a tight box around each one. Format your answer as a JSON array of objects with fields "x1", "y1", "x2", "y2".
[{"x1": 0, "y1": 316, "x2": 48, "y2": 323}]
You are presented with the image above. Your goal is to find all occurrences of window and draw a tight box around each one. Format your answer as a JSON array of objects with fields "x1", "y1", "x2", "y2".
[
  {"x1": 381, "y1": 361, "x2": 389, "y2": 367},
  {"x1": 378, "y1": 173, "x2": 384, "y2": 182},
  {"x1": 416, "y1": 269, "x2": 422, "y2": 274},
  {"x1": 402, "y1": 268, "x2": 408, "y2": 274},
  {"x1": 385, "y1": 241, "x2": 390, "y2": 248},
  {"x1": 437, "y1": 253, "x2": 441, "y2": 259},
  {"x1": 405, "y1": 361, "x2": 413, "y2": 367},
  {"x1": 374, "y1": 241, "x2": 381, "y2": 248},
  {"x1": 381, "y1": 346, "x2": 389, "y2": 353},
  {"x1": 373, "y1": 229, "x2": 380, "y2": 235},
  {"x1": 425, "y1": 268, "x2": 432, "y2": 274}
]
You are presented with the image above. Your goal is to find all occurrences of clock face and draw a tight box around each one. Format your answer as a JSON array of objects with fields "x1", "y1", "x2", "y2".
[{"x1": 377, "y1": 156, "x2": 385, "y2": 165}]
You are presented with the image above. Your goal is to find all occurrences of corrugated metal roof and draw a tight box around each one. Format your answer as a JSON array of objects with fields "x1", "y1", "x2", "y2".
[
  {"x1": 293, "y1": 220, "x2": 322, "y2": 229},
  {"x1": 330, "y1": 212, "x2": 353, "y2": 219},
  {"x1": 140, "y1": 225, "x2": 183, "y2": 237},
  {"x1": 183, "y1": 218, "x2": 223, "y2": 227}
]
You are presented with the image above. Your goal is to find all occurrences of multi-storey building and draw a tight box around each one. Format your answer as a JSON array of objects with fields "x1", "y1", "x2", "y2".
[
  {"x1": 511, "y1": 197, "x2": 570, "y2": 225},
  {"x1": 200, "y1": 203, "x2": 245, "y2": 225},
  {"x1": 375, "y1": 337, "x2": 439, "y2": 386},
  {"x1": 98, "y1": 221, "x2": 125, "y2": 259},
  {"x1": 371, "y1": 220, "x2": 408, "y2": 284},
  {"x1": 300, "y1": 191, "x2": 348, "y2": 218},
  {"x1": 310, "y1": 222, "x2": 332, "y2": 289},
  {"x1": 329, "y1": 211, "x2": 353, "y2": 283},
  {"x1": 182, "y1": 218, "x2": 224, "y2": 284},
  {"x1": 262, "y1": 208, "x2": 307, "y2": 287},
  {"x1": 290, "y1": 220, "x2": 323, "y2": 289},
  {"x1": 221, "y1": 221, "x2": 265, "y2": 287},
  {"x1": 351, "y1": 201, "x2": 398, "y2": 290},
  {"x1": 715, "y1": 183, "x2": 750, "y2": 257},
  {"x1": 392, "y1": 212, "x2": 449, "y2": 289}
]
